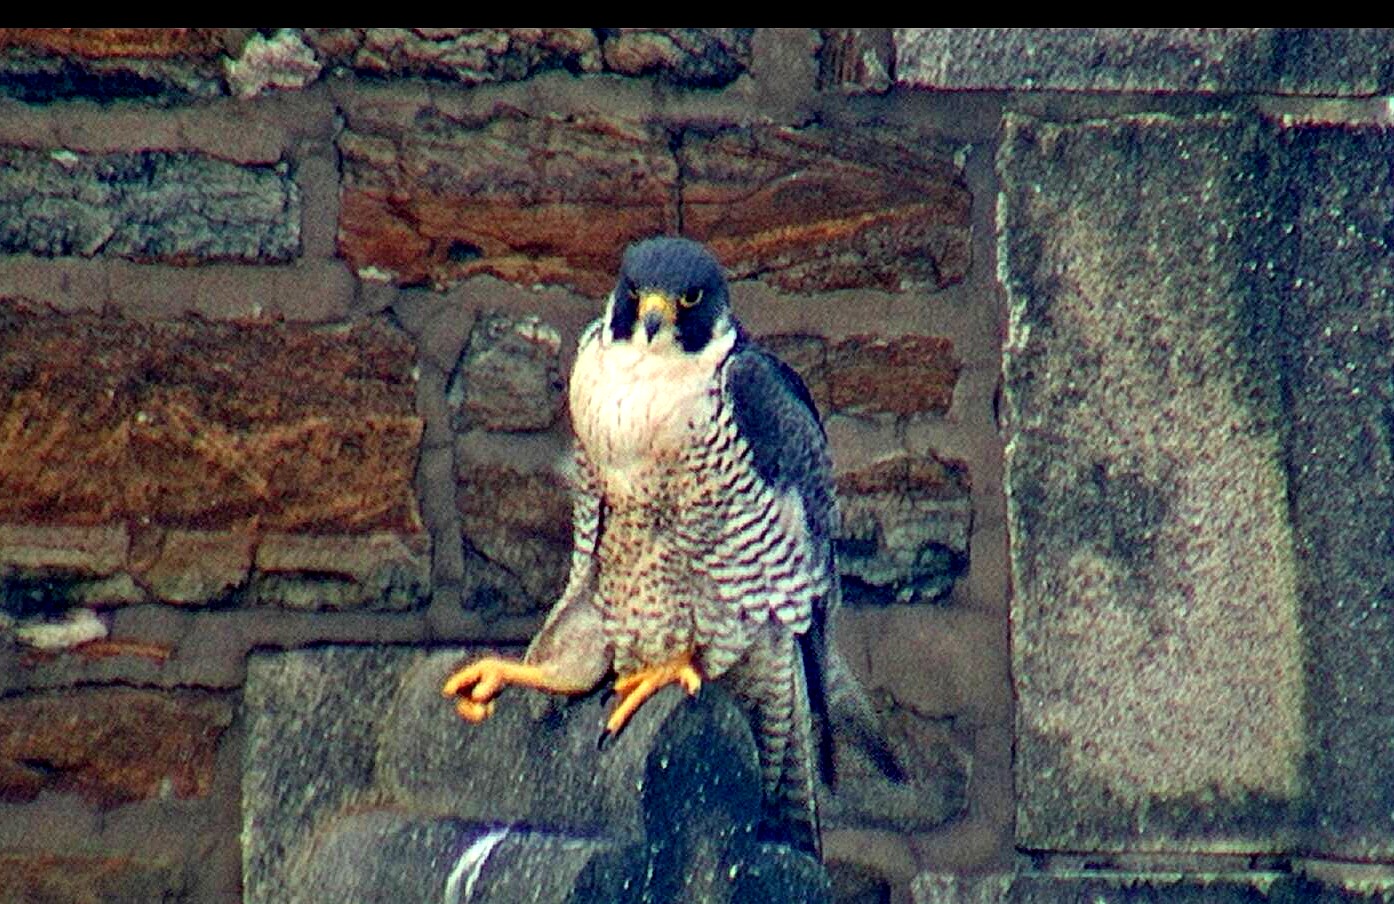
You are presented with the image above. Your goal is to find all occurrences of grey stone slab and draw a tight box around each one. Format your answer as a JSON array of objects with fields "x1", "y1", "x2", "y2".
[
  {"x1": 0, "y1": 147, "x2": 299, "y2": 262},
  {"x1": 1271, "y1": 123, "x2": 1394, "y2": 861},
  {"x1": 244, "y1": 646, "x2": 829, "y2": 904},
  {"x1": 999, "y1": 113, "x2": 1306, "y2": 852},
  {"x1": 912, "y1": 871, "x2": 1299, "y2": 904},
  {"x1": 375, "y1": 650, "x2": 762, "y2": 840},
  {"x1": 896, "y1": 28, "x2": 1394, "y2": 96},
  {"x1": 243, "y1": 647, "x2": 408, "y2": 904},
  {"x1": 450, "y1": 312, "x2": 565, "y2": 433},
  {"x1": 297, "y1": 813, "x2": 638, "y2": 904}
]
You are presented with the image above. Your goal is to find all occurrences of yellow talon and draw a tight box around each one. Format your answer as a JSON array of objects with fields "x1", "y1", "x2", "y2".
[
  {"x1": 442, "y1": 656, "x2": 590, "y2": 723},
  {"x1": 606, "y1": 651, "x2": 702, "y2": 735}
]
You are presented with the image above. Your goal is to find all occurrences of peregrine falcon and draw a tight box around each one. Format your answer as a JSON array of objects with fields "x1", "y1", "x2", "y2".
[{"x1": 443, "y1": 237, "x2": 849, "y2": 854}]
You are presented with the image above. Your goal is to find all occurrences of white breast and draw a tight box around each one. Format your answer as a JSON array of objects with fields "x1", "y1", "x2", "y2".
[{"x1": 569, "y1": 320, "x2": 733, "y2": 499}]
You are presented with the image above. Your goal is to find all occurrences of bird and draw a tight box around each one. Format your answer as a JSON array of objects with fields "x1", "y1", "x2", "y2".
[{"x1": 442, "y1": 236, "x2": 857, "y2": 855}]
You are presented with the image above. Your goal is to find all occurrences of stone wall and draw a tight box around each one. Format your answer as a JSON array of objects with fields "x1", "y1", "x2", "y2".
[{"x1": 0, "y1": 28, "x2": 1389, "y2": 904}]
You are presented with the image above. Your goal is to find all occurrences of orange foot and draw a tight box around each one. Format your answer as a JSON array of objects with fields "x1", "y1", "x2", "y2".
[
  {"x1": 442, "y1": 658, "x2": 571, "y2": 723},
  {"x1": 606, "y1": 651, "x2": 703, "y2": 735}
]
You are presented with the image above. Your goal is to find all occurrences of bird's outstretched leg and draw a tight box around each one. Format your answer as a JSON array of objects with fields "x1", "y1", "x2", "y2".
[
  {"x1": 442, "y1": 658, "x2": 592, "y2": 722},
  {"x1": 605, "y1": 650, "x2": 703, "y2": 735}
]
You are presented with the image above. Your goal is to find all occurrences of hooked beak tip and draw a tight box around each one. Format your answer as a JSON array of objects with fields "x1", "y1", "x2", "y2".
[{"x1": 643, "y1": 311, "x2": 663, "y2": 341}]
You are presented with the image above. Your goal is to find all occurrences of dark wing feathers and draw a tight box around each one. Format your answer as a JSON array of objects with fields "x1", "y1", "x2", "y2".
[
  {"x1": 725, "y1": 338, "x2": 845, "y2": 793},
  {"x1": 723, "y1": 340, "x2": 835, "y2": 550}
]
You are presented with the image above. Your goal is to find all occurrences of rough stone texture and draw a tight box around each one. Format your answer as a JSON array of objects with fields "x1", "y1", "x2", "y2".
[
  {"x1": 0, "y1": 306, "x2": 421, "y2": 533},
  {"x1": 0, "y1": 28, "x2": 233, "y2": 59},
  {"x1": 999, "y1": 113, "x2": 1306, "y2": 851},
  {"x1": 0, "y1": 147, "x2": 299, "y2": 262},
  {"x1": 0, "y1": 687, "x2": 232, "y2": 807},
  {"x1": 455, "y1": 432, "x2": 573, "y2": 615},
  {"x1": 0, "y1": 306, "x2": 426, "y2": 608},
  {"x1": 912, "y1": 870, "x2": 1302, "y2": 903},
  {"x1": 0, "y1": 523, "x2": 127, "y2": 576},
  {"x1": 341, "y1": 113, "x2": 970, "y2": 296},
  {"x1": 679, "y1": 125, "x2": 971, "y2": 293},
  {"x1": 308, "y1": 28, "x2": 602, "y2": 84},
  {"x1": 1298, "y1": 863, "x2": 1394, "y2": 902},
  {"x1": 599, "y1": 28, "x2": 753, "y2": 86},
  {"x1": 0, "y1": 27, "x2": 235, "y2": 101},
  {"x1": 827, "y1": 335, "x2": 961, "y2": 417},
  {"x1": 225, "y1": 29, "x2": 322, "y2": 98},
  {"x1": 450, "y1": 312, "x2": 565, "y2": 432},
  {"x1": 138, "y1": 528, "x2": 252, "y2": 604},
  {"x1": 243, "y1": 646, "x2": 829, "y2": 904},
  {"x1": 818, "y1": 29, "x2": 894, "y2": 94},
  {"x1": 836, "y1": 454, "x2": 971, "y2": 605},
  {"x1": 1273, "y1": 123, "x2": 1394, "y2": 861},
  {"x1": 339, "y1": 109, "x2": 678, "y2": 295},
  {"x1": 252, "y1": 531, "x2": 430, "y2": 610},
  {"x1": 294, "y1": 814, "x2": 638, "y2": 904},
  {"x1": 0, "y1": 853, "x2": 190, "y2": 904},
  {"x1": 896, "y1": 28, "x2": 1394, "y2": 96},
  {"x1": 4, "y1": 606, "x2": 106, "y2": 651},
  {"x1": 760, "y1": 333, "x2": 963, "y2": 418},
  {"x1": 310, "y1": 29, "x2": 752, "y2": 88}
]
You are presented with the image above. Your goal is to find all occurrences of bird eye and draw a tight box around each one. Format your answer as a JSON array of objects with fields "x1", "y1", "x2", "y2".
[{"x1": 679, "y1": 289, "x2": 703, "y2": 309}]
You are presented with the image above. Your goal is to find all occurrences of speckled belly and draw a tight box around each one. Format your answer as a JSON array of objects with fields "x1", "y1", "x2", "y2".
[{"x1": 595, "y1": 456, "x2": 719, "y2": 675}]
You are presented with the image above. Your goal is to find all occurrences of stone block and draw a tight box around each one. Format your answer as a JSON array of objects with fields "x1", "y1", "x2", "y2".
[
  {"x1": 252, "y1": 531, "x2": 430, "y2": 610},
  {"x1": 999, "y1": 113, "x2": 1305, "y2": 851},
  {"x1": 338, "y1": 109, "x2": 678, "y2": 294},
  {"x1": 599, "y1": 28, "x2": 753, "y2": 86},
  {"x1": 243, "y1": 646, "x2": 829, "y2": 904},
  {"x1": 835, "y1": 453, "x2": 970, "y2": 605},
  {"x1": 1272, "y1": 122, "x2": 1394, "y2": 861},
  {"x1": 455, "y1": 431, "x2": 573, "y2": 615},
  {"x1": 224, "y1": 29, "x2": 321, "y2": 98},
  {"x1": 0, "y1": 146, "x2": 299, "y2": 262},
  {"x1": 0, "y1": 853, "x2": 189, "y2": 904},
  {"x1": 0, "y1": 687, "x2": 232, "y2": 807},
  {"x1": 1002, "y1": 110, "x2": 1394, "y2": 861},
  {"x1": 0, "y1": 524, "x2": 127, "y2": 576},
  {"x1": 0, "y1": 306, "x2": 421, "y2": 534},
  {"x1": 0, "y1": 305, "x2": 426, "y2": 608},
  {"x1": 895, "y1": 28, "x2": 1394, "y2": 96},
  {"x1": 679, "y1": 125, "x2": 971, "y2": 293},
  {"x1": 136, "y1": 527, "x2": 252, "y2": 604},
  {"x1": 827, "y1": 335, "x2": 961, "y2": 417},
  {"x1": 912, "y1": 870, "x2": 1300, "y2": 903},
  {"x1": 308, "y1": 28, "x2": 752, "y2": 88},
  {"x1": 450, "y1": 312, "x2": 565, "y2": 432},
  {"x1": 307, "y1": 28, "x2": 603, "y2": 83},
  {"x1": 817, "y1": 29, "x2": 893, "y2": 93},
  {"x1": 0, "y1": 28, "x2": 234, "y2": 101}
]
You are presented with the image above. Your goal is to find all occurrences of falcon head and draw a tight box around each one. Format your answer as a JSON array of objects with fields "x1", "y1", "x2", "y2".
[{"x1": 606, "y1": 237, "x2": 733, "y2": 354}]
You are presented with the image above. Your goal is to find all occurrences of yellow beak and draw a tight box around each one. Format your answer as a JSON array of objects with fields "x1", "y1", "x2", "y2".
[{"x1": 637, "y1": 292, "x2": 677, "y2": 340}]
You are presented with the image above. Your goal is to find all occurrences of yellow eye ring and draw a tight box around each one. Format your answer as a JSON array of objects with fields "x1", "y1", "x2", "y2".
[{"x1": 678, "y1": 289, "x2": 703, "y2": 309}]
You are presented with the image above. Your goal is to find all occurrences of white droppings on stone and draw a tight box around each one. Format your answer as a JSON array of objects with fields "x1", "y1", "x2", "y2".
[
  {"x1": 12, "y1": 607, "x2": 107, "y2": 650},
  {"x1": 443, "y1": 826, "x2": 509, "y2": 903}
]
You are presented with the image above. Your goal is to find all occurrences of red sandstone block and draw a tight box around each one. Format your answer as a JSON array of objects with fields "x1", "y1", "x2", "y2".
[
  {"x1": 680, "y1": 125, "x2": 971, "y2": 293},
  {"x1": 0, "y1": 688, "x2": 232, "y2": 807},
  {"x1": 0, "y1": 304, "x2": 422, "y2": 535},
  {"x1": 827, "y1": 334, "x2": 962, "y2": 416},
  {"x1": 338, "y1": 112, "x2": 678, "y2": 295},
  {"x1": 0, "y1": 28, "x2": 235, "y2": 59}
]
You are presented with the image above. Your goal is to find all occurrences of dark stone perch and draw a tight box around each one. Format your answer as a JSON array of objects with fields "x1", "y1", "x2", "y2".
[{"x1": 243, "y1": 646, "x2": 830, "y2": 903}]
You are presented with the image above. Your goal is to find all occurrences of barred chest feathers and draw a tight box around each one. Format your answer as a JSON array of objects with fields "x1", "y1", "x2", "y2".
[{"x1": 569, "y1": 322, "x2": 736, "y2": 499}]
